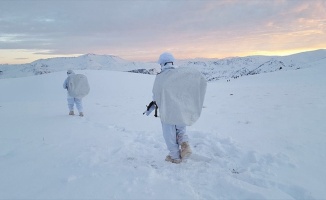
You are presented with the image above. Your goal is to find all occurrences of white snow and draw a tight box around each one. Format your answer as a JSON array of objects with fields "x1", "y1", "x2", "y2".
[{"x1": 0, "y1": 62, "x2": 325, "y2": 199}]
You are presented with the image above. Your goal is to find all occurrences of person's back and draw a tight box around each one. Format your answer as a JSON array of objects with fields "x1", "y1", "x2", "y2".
[
  {"x1": 150, "y1": 52, "x2": 206, "y2": 164},
  {"x1": 66, "y1": 74, "x2": 90, "y2": 99},
  {"x1": 63, "y1": 70, "x2": 88, "y2": 117},
  {"x1": 153, "y1": 65, "x2": 206, "y2": 126}
]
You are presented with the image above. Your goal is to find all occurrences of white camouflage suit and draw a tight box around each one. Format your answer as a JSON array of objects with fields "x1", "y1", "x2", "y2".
[
  {"x1": 63, "y1": 70, "x2": 83, "y2": 113},
  {"x1": 153, "y1": 59, "x2": 189, "y2": 161}
]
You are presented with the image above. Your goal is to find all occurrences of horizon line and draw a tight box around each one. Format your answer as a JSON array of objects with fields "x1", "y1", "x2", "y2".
[{"x1": 1, "y1": 48, "x2": 325, "y2": 65}]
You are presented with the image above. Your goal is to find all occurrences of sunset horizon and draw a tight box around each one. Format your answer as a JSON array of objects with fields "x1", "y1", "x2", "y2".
[{"x1": 1, "y1": 0, "x2": 325, "y2": 64}]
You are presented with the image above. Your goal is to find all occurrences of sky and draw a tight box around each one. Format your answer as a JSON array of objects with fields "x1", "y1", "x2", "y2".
[{"x1": 0, "y1": 0, "x2": 326, "y2": 64}]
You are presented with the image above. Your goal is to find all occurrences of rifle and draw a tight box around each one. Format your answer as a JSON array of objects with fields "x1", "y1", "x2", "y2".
[{"x1": 143, "y1": 101, "x2": 158, "y2": 117}]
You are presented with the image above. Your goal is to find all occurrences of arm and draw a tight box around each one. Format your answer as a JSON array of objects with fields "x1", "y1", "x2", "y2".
[{"x1": 63, "y1": 78, "x2": 68, "y2": 89}]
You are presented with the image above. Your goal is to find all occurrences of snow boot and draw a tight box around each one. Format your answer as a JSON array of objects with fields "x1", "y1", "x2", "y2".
[
  {"x1": 165, "y1": 155, "x2": 181, "y2": 164},
  {"x1": 79, "y1": 112, "x2": 84, "y2": 117},
  {"x1": 181, "y1": 142, "x2": 192, "y2": 159},
  {"x1": 69, "y1": 111, "x2": 74, "y2": 115}
]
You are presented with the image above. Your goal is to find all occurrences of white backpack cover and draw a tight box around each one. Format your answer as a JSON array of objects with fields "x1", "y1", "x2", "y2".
[
  {"x1": 67, "y1": 74, "x2": 90, "y2": 98},
  {"x1": 153, "y1": 67, "x2": 207, "y2": 126}
]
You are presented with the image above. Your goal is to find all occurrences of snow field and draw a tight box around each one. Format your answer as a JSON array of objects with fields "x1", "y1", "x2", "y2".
[{"x1": 0, "y1": 65, "x2": 325, "y2": 199}]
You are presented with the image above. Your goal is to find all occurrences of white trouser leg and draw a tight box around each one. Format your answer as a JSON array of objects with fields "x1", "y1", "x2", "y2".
[
  {"x1": 176, "y1": 125, "x2": 188, "y2": 145},
  {"x1": 67, "y1": 97, "x2": 74, "y2": 111},
  {"x1": 74, "y1": 98, "x2": 83, "y2": 113},
  {"x1": 161, "y1": 122, "x2": 181, "y2": 160}
]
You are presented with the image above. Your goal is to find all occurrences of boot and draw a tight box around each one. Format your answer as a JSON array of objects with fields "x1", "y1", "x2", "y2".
[
  {"x1": 181, "y1": 142, "x2": 192, "y2": 159},
  {"x1": 165, "y1": 155, "x2": 181, "y2": 164},
  {"x1": 69, "y1": 111, "x2": 74, "y2": 115},
  {"x1": 79, "y1": 112, "x2": 84, "y2": 117}
]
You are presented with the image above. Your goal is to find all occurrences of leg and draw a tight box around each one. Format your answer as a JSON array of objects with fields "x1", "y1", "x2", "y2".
[
  {"x1": 67, "y1": 97, "x2": 74, "y2": 115},
  {"x1": 161, "y1": 122, "x2": 180, "y2": 160},
  {"x1": 74, "y1": 98, "x2": 84, "y2": 116},
  {"x1": 176, "y1": 125, "x2": 188, "y2": 145},
  {"x1": 176, "y1": 125, "x2": 192, "y2": 159}
]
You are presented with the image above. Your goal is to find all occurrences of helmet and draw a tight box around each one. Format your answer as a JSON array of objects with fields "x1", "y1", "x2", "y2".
[
  {"x1": 158, "y1": 52, "x2": 175, "y2": 65},
  {"x1": 67, "y1": 69, "x2": 75, "y2": 75}
]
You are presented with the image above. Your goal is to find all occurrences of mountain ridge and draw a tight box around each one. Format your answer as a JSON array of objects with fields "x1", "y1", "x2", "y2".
[{"x1": 0, "y1": 49, "x2": 325, "y2": 81}]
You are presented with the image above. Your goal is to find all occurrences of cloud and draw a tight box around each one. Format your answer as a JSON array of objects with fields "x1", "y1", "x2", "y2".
[{"x1": 0, "y1": 0, "x2": 325, "y2": 63}]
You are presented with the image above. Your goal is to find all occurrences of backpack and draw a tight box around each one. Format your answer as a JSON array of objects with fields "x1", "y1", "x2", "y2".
[
  {"x1": 152, "y1": 67, "x2": 207, "y2": 126},
  {"x1": 67, "y1": 74, "x2": 90, "y2": 98}
]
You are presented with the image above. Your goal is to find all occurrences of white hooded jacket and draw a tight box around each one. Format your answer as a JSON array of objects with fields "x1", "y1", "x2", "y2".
[{"x1": 63, "y1": 70, "x2": 75, "y2": 98}]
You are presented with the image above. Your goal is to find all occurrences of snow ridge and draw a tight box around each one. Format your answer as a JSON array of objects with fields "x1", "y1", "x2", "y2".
[
  {"x1": 0, "y1": 49, "x2": 325, "y2": 81},
  {"x1": 177, "y1": 49, "x2": 326, "y2": 81}
]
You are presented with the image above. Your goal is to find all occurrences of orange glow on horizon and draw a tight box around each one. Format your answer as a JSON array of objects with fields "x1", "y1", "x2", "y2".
[
  {"x1": 1, "y1": 47, "x2": 325, "y2": 65},
  {"x1": 195, "y1": 47, "x2": 326, "y2": 60}
]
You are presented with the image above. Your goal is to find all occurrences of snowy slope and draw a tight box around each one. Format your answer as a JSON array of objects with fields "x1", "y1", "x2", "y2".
[
  {"x1": 0, "y1": 54, "x2": 159, "y2": 79},
  {"x1": 177, "y1": 49, "x2": 326, "y2": 81},
  {"x1": 0, "y1": 61, "x2": 325, "y2": 199},
  {"x1": 1, "y1": 49, "x2": 325, "y2": 81}
]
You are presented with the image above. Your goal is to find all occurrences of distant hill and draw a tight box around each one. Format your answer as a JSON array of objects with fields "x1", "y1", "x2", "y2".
[
  {"x1": 176, "y1": 49, "x2": 326, "y2": 81},
  {"x1": 0, "y1": 54, "x2": 158, "y2": 79},
  {"x1": 1, "y1": 49, "x2": 325, "y2": 81}
]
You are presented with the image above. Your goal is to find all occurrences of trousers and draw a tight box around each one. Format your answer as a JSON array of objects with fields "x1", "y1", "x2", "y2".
[
  {"x1": 67, "y1": 97, "x2": 83, "y2": 112},
  {"x1": 161, "y1": 122, "x2": 188, "y2": 159}
]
